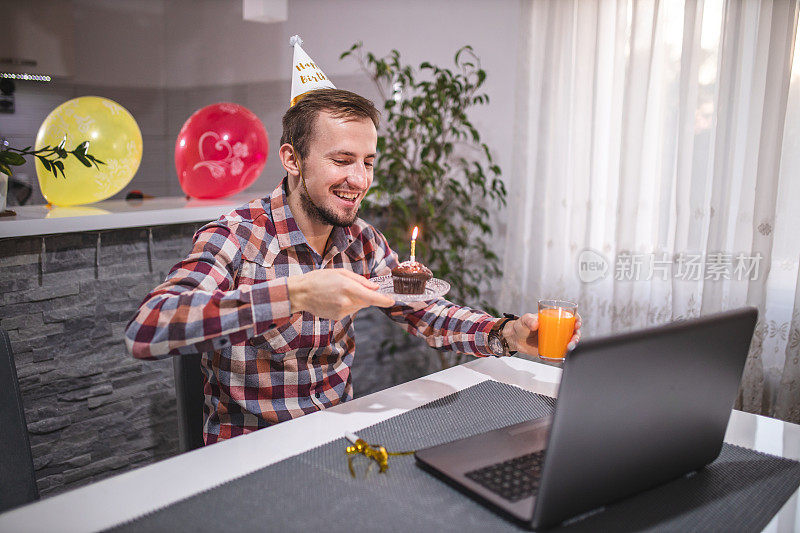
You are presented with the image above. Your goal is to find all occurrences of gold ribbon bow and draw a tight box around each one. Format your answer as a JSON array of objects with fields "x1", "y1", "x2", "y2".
[{"x1": 345, "y1": 438, "x2": 414, "y2": 477}]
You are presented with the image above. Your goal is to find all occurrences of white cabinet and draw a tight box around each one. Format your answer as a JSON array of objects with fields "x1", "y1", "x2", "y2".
[{"x1": 0, "y1": 0, "x2": 75, "y2": 78}]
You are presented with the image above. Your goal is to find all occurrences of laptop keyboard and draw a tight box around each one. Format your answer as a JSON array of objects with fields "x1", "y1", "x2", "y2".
[{"x1": 464, "y1": 450, "x2": 545, "y2": 502}]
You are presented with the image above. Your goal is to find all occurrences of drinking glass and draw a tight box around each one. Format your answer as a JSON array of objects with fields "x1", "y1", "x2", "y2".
[{"x1": 537, "y1": 299, "x2": 578, "y2": 362}]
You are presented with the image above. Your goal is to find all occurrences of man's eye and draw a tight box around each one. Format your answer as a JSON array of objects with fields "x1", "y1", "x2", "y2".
[
  {"x1": 365, "y1": 161, "x2": 374, "y2": 168},
  {"x1": 333, "y1": 159, "x2": 347, "y2": 165}
]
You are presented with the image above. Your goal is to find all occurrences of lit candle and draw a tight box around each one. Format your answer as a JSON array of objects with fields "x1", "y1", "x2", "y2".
[{"x1": 410, "y1": 226, "x2": 419, "y2": 263}]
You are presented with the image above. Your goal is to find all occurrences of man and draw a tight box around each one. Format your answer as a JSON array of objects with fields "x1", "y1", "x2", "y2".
[{"x1": 126, "y1": 89, "x2": 580, "y2": 445}]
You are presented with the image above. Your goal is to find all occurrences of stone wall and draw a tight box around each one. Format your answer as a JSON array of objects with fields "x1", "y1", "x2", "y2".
[{"x1": 0, "y1": 222, "x2": 442, "y2": 498}]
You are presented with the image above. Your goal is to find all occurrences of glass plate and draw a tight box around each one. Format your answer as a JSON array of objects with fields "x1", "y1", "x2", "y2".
[{"x1": 372, "y1": 275, "x2": 451, "y2": 303}]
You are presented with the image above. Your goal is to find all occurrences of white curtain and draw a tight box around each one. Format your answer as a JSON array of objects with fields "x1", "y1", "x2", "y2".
[{"x1": 501, "y1": 0, "x2": 800, "y2": 422}]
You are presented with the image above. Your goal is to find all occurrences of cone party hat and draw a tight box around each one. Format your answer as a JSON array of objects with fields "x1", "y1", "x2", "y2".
[{"x1": 289, "y1": 35, "x2": 335, "y2": 106}]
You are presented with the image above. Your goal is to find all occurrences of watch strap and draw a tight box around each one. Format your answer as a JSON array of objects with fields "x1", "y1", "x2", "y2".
[
  {"x1": 502, "y1": 313, "x2": 519, "y2": 356},
  {"x1": 489, "y1": 314, "x2": 520, "y2": 356}
]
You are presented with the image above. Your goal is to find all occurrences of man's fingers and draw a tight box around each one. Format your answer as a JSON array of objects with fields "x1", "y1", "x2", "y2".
[
  {"x1": 568, "y1": 332, "x2": 581, "y2": 350},
  {"x1": 569, "y1": 313, "x2": 582, "y2": 350},
  {"x1": 349, "y1": 282, "x2": 394, "y2": 308},
  {"x1": 512, "y1": 313, "x2": 538, "y2": 337},
  {"x1": 522, "y1": 312, "x2": 538, "y2": 330}
]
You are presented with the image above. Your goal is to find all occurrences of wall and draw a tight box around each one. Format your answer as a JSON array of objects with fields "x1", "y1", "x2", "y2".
[
  {"x1": 3, "y1": 0, "x2": 522, "y2": 220},
  {"x1": 162, "y1": 0, "x2": 522, "y2": 238},
  {"x1": 71, "y1": 0, "x2": 167, "y2": 88},
  {"x1": 2, "y1": 81, "x2": 176, "y2": 205},
  {"x1": 1, "y1": 225, "x2": 197, "y2": 496},
  {"x1": 2, "y1": 72, "x2": 373, "y2": 205}
]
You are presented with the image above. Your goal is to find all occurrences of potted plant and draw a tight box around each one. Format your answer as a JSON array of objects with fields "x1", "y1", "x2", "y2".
[{"x1": 341, "y1": 43, "x2": 507, "y2": 367}]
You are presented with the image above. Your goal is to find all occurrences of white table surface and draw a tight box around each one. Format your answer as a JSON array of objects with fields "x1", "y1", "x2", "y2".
[
  {"x1": 1, "y1": 356, "x2": 798, "y2": 532},
  {"x1": 0, "y1": 192, "x2": 272, "y2": 239}
]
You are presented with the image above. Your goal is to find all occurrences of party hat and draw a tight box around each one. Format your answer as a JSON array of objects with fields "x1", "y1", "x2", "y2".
[{"x1": 289, "y1": 35, "x2": 336, "y2": 106}]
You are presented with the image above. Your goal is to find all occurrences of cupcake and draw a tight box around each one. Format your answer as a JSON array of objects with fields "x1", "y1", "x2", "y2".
[{"x1": 391, "y1": 261, "x2": 433, "y2": 294}]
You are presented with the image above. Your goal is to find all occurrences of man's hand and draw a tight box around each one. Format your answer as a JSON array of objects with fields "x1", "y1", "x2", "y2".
[
  {"x1": 287, "y1": 269, "x2": 395, "y2": 320},
  {"x1": 503, "y1": 312, "x2": 582, "y2": 356}
]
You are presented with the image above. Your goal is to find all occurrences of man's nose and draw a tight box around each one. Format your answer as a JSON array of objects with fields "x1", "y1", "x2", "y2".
[{"x1": 347, "y1": 162, "x2": 369, "y2": 189}]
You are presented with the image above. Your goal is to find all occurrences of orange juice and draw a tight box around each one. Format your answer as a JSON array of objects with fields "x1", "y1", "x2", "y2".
[{"x1": 538, "y1": 308, "x2": 576, "y2": 360}]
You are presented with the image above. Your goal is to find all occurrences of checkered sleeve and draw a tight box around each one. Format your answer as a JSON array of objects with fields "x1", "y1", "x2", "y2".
[
  {"x1": 124, "y1": 222, "x2": 292, "y2": 360},
  {"x1": 367, "y1": 227, "x2": 500, "y2": 357}
]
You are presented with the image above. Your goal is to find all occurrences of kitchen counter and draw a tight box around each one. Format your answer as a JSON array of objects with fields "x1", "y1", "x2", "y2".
[{"x1": 0, "y1": 192, "x2": 271, "y2": 239}]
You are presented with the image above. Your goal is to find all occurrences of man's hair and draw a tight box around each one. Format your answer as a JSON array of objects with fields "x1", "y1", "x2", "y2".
[{"x1": 280, "y1": 89, "x2": 380, "y2": 160}]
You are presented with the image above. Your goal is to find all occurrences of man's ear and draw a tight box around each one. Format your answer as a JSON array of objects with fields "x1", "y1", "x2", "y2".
[{"x1": 279, "y1": 144, "x2": 301, "y2": 178}]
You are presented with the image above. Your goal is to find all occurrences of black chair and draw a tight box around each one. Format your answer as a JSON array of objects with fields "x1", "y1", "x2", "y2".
[
  {"x1": 0, "y1": 329, "x2": 39, "y2": 512},
  {"x1": 172, "y1": 353, "x2": 206, "y2": 452}
]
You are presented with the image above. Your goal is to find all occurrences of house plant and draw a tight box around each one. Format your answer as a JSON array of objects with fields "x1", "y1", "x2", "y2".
[{"x1": 341, "y1": 43, "x2": 507, "y2": 367}]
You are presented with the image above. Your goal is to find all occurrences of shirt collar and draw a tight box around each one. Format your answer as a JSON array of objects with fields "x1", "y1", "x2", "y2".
[{"x1": 270, "y1": 177, "x2": 354, "y2": 255}]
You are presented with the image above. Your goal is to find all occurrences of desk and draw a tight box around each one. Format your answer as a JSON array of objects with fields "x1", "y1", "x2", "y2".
[{"x1": 1, "y1": 356, "x2": 798, "y2": 532}]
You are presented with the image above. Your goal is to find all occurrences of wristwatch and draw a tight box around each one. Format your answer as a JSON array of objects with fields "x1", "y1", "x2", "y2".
[{"x1": 488, "y1": 313, "x2": 519, "y2": 357}]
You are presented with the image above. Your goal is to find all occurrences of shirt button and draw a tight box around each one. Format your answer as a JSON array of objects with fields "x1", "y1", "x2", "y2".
[{"x1": 315, "y1": 392, "x2": 321, "y2": 399}]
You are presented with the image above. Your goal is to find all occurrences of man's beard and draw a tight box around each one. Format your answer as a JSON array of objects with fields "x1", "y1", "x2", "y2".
[{"x1": 299, "y1": 184, "x2": 359, "y2": 227}]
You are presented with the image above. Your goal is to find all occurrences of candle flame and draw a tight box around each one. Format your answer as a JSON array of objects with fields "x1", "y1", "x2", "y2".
[{"x1": 409, "y1": 226, "x2": 419, "y2": 263}]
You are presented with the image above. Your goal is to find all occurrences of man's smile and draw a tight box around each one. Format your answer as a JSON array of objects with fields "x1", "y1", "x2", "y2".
[{"x1": 331, "y1": 189, "x2": 362, "y2": 205}]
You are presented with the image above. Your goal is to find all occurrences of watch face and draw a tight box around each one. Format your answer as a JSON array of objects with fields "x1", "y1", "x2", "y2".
[{"x1": 489, "y1": 334, "x2": 503, "y2": 356}]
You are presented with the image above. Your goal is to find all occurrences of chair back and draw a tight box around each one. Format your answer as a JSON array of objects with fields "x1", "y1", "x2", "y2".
[
  {"x1": 173, "y1": 353, "x2": 206, "y2": 452},
  {"x1": 0, "y1": 329, "x2": 39, "y2": 512}
]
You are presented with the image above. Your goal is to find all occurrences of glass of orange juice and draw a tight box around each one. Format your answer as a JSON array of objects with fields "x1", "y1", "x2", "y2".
[{"x1": 537, "y1": 299, "x2": 578, "y2": 362}]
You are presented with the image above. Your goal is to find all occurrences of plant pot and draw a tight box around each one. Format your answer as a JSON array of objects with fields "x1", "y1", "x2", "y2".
[{"x1": 0, "y1": 172, "x2": 8, "y2": 213}]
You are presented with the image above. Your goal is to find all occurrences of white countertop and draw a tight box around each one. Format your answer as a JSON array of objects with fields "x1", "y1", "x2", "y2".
[
  {"x1": 0, "y1": 356, "x2": 797, "y2": 532},
  {"x1": 0, "y1": 193, "x2": 271, "y2": 239}
]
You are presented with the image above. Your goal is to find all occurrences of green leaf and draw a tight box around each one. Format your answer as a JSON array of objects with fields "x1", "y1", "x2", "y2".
[
  {"x1": 39, "y1": 158, "x2": 52, "y2": 172},
  {"x1": 0, "y1": 162, "x2": 12, "y2": 176},
  {"x1": 74, "y1": 141, "x2": 89, "y2": 156},
  {"x1": 74, "y1": 153, "x2": 92, "y2": 167},
  {"x1": 393, "y1": 198, "x2": 411, "y2": 219},
  {"x1": 0, "y1": 151, "x2": 26, "y2": 166},
  {"x1": 53, "y1": 160, "x2": 65, "y2": 178}
]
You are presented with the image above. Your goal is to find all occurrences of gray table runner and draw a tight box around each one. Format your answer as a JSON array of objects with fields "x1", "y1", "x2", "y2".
[{"x1": 110, "y1": 380, "x2": 800, "y2": 532}]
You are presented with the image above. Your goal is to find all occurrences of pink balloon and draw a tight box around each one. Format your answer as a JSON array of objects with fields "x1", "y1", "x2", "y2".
[{"x1": 175, "y1": 103, "x2": 269, "y2": 199}]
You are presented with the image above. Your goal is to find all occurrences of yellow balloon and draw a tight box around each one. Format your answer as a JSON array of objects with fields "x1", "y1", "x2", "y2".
[{"x1": 35, "y1": 96, "x2": 142, "y2": 206}]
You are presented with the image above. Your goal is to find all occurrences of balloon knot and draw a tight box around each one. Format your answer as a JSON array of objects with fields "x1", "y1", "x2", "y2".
[{"x1": 289, "y1": 35, "x2": 303, "y2": 47}]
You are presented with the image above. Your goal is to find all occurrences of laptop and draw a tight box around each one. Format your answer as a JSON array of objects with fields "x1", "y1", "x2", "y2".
[{"x1": 415, "y1": 307, "x2": 758, "y2": 530}]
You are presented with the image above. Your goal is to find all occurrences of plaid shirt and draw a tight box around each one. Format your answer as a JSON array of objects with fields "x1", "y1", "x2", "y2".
[{"x1": 126, "y1": 178, "x2": 501, "y2": 444}]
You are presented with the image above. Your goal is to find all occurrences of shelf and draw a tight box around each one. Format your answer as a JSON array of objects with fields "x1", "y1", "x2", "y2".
[{"x1": 0, "y1": 192, "x2": 270, "y2": 239}]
